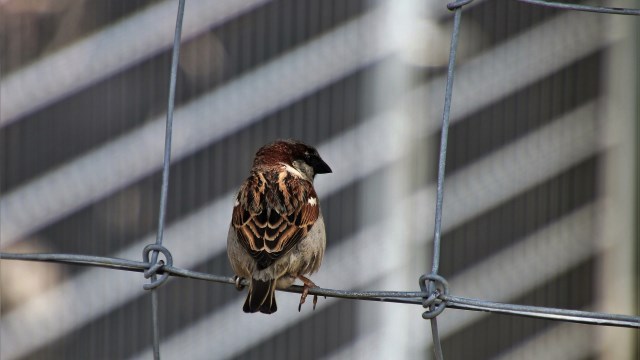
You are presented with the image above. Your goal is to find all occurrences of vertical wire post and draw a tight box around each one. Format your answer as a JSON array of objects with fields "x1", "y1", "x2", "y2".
[
  {"x1": 428, "y1": 4, "x2": 465, "y2": 360},
  {"x1": 148, "y1": 0, "x2": 186, "y2": 359}
]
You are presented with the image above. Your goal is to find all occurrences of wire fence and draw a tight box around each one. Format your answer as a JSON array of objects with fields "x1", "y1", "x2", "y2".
[{"x1": 1, "y1": 1, "x2": 639, "y2": 359}]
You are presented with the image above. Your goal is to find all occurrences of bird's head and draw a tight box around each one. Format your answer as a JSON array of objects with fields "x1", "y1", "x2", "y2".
[{"x1": 253, "y1": 139, "x2": 332, "y2": 181}]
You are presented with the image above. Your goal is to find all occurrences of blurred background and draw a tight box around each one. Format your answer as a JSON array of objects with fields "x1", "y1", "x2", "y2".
[{"x1": 0, "y1": 0, "x2": 638, "y2": 359}]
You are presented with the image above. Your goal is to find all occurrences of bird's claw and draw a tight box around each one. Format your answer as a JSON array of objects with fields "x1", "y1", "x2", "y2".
[
  {"x1": 297, "y1": 275, "x2": 319, "y2": 312},
  {"x1": 234, "y1": 276, "x2": 245, "y2": 291}
]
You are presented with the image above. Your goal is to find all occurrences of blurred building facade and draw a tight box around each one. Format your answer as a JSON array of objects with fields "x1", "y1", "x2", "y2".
[{"x1": 0, "y1": 0, "x2": 637, "y2": 359}]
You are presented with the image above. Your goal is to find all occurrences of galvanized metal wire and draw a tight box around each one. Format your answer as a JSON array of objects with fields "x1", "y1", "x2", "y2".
[
  {"x1": 1, "y1": 252, "x2": 638, "y2": 329},
  {"x1": 1, "y1": 1, "x2": 640, "y2": 359},
  {"x1": 515, "y1": 0, "x2": 640, "y2": 16},
  {"x1": 423, "y1": 0, "x2": 640, "y2": 356},
  {"x1": 425, "y1": 0, "x2": 466, "y2": 357},
  {"x1": 146, "y1": 0, "x2": 186, "y2": 358}
]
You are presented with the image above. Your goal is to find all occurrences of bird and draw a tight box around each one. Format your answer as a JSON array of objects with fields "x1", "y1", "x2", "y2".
[{"x1": 227, "y1": 139, "x2": 332, "y2": 314}]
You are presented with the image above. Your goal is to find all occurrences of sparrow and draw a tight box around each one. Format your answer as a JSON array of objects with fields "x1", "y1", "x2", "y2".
[{"x1": 227, "y1": 139, "x2": 332, "y2": 314}]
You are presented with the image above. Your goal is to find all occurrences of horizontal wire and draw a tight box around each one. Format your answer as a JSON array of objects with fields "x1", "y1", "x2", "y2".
[
  {"x1": 514, "y1": 0, "x2": 640, "y2": 15},
  {"x1": 2, "y1": 252, "x2": 638, "y2": 328},
  {"x1": 442, "y1": 295, "x2": 640, "y2": 328}
]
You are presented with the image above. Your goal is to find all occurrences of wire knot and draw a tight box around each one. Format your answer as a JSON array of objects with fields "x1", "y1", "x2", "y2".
[
  {"x1": 142, "y1": 244, "x2": 174, "y2": 290},
  {"x1": 447, "y1": 0, "x2": 474, "y2": 10},
  {"x1": 419, "y1": 273, "x2": 449, "y2": 319}
]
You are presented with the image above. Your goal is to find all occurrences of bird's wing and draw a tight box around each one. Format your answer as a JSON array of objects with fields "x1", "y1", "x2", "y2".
[{"x1": 232, "y1": 169, "x2": 320, "y2": 270}]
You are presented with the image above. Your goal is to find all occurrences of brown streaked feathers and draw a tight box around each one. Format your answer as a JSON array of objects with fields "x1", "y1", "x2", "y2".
[{"x1": 232, "y1": 169, "x2": 320, "y2": 270}]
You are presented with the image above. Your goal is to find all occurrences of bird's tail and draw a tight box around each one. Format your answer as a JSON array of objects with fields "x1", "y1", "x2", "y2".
[{"x1": 243, "y1": 278, "x2": 277, "y2": 314}]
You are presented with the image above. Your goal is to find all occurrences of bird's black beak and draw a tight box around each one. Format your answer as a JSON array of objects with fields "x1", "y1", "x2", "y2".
[{"x1": 310, "y1": 156, "x2": 332, "y2": 174}]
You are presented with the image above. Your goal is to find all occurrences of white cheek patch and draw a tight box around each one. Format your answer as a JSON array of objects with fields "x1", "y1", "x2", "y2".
[
  {"x1": 307, "y1": 197, "x2": 317, "y2": 206},
  {"x1": 234, "y1": 199, "x2": 240, "y2": 206},
  {"x1": 282, "y1": 163, "x2": 304, "y2": 178}
]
